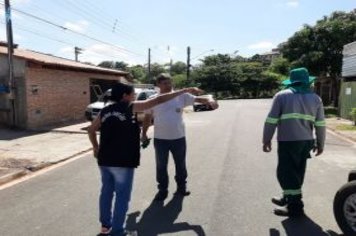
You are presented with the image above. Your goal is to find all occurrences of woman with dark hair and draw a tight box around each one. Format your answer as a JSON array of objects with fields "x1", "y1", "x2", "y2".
[{"x1": 87, "y1": 82, "x2": 202, "y2": 236}]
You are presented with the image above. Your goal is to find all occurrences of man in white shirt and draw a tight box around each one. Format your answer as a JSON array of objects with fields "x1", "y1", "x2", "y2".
[{"x1": 142, "y1": 73, "x2": 218, "y2": 201}]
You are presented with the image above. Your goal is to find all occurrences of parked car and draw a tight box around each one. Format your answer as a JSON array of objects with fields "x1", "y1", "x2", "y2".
[
  {"x1": 85, "y1": 88, "x2": 157, "y2": 122},
  {"x1": 193, "y1": 94, "x2": 215, "y2": 112},
  {"x1": 334, "y1": 170, "x2": 356, "y2": 235},
  {"x1": 135, "y1": 89, "x2": 157, "y2": 122},
  {"x1": 85, "y1": 89, "x2": 111, "y2": 121}
]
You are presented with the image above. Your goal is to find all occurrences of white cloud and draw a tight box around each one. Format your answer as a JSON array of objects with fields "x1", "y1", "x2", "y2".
[
  {"x1": 58, "y1": 43, "x2": 142, "y2": 65},
  {"x1": 152, "y1": 45, "x2": 180, "y2": 64},
  {"x1": 0, "y1": 30, "x2": 6, "y2": 41},
  {"x1": 64, "y1": 20, "x2": 89, "y2": 33},
  {"x1": 286, "y1": 1, "x2": 299, "y2": 8},
  {"x1": 14, "y1": 33, "x2": 22, "y2": 40},
  {"x1": 12, "y1": 0, "x2": 31, "y2": 5},
  {"x1": 247, "y1": 41, "x2": 275, "y2": 50},
  {"x1": 59, "y1": 46, "x2": 74, "y2": 54}
]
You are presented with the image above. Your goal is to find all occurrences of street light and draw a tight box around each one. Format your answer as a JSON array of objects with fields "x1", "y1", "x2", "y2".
[
  {"x1": 191, "y1": 49, "x2": 215, "y2": 60},
  {"x1": 187, "y1": 48, "x2": 214, "y2": 82}
]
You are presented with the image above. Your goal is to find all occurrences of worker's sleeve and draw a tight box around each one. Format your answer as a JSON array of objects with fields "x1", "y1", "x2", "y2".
[
  {"x1": 263, "y1": 95, "x2": 281, "y2": 144},
  {"x1": 314, "y1": 99, "x2": 326, "y2": 150}
]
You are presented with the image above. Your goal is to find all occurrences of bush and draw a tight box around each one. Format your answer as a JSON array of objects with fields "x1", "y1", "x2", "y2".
[
  {"x1": 324, "y1": 106, "x2": 338, "y2": 118},
  {"x1": 350, "y1": 108, "x2": 356, "y2": 126}
]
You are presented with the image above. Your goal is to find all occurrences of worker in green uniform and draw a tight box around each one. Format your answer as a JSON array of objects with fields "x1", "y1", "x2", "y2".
[{"x1": 263, "y1": 67, "x2": 326, "y2": 217}]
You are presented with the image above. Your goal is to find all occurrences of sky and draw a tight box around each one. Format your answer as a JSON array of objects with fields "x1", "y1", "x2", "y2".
[{"x1": 0, "y1": 0, "x2": 355, "y2": 66}]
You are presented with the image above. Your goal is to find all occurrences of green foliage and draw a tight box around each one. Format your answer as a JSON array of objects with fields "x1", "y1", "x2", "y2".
[
  {"x1": 324, "y1": 106, "x2": 338, "y2": 118},
  {"x1": 172, "y1": 74, "x2": 188, "y2": 88},
  {"x1": 336, "y1": 124, "x2": 356, "y2": 131},
  {"x1": 193, "y1": 54, "x2": 281, "y2": 98},
  {"x1": 98, "y1": 61, "x2": 128, "y2": 71},
  {"x1": 281, "y1": 10, "x2": 356, "y2": 77},
  {"x1": 170, "y1": 61, "x2": 187, "y2": 76},
  {"x1": 150, "y1": 63, "x2": 167, "y2": 79},
  {"x1": 269, "y1": 57, "x2": 290, "y2": 75},
  {"x1": 128, "y1": 65, "x2": 146, "y2": 82},
  {"x1": 350, "y1": 108, "x2": 356, "y2": 126}
]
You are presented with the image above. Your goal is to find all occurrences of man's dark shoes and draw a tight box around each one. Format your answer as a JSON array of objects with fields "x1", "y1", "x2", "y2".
[
  {"x1": 274, "y1": 206, "x2": 304, "y2": 217},
  {"x1": 154, "y1": 191, "x2": 168, "y2": 201},
  {"x1": 174, "y1": 189, "x2": 191, "y2": 197},
  {"x1": 271, "y1": 196, "x2": 287, "y2": 207}
]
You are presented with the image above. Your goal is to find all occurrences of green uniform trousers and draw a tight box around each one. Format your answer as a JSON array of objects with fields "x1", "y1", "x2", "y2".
[{"x1": 277, "y1": 140, "x2": 314, "y2": 210}]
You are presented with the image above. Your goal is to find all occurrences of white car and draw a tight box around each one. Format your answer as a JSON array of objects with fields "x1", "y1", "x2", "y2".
[
  {"x1": 193, "y1": 94, "x2": 215, "y2": 112},
  {"x1": 85, "y1": 88, "x2": 157, "y2": 121}
]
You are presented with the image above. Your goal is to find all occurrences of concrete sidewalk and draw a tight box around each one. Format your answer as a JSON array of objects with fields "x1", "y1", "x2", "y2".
[
  {"x1": 0, "y1": 122, "x2": 92, "y2": 185},
  {"x1": 326, "y1": 117, "x2": 356, "y2": 143}
]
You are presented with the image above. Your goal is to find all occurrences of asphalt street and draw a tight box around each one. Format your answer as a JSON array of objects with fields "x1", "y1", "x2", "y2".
[{"x1": 0, "y1": 99, "x2": 355, "y2": 236}]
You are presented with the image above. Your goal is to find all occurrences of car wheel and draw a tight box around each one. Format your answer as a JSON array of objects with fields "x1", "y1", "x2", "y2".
[
  {"x1": 334, "y1": 181, "x2": 356, "y2": 235},
  {"x1": 348, "y1": 171, "x2": 356, "y2": 182}
]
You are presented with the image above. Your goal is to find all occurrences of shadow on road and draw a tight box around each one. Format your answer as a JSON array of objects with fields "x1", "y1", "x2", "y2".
[
  {"x1": 269, "y1": 214, "x2": 343, "y2": 236},
  {"x1": 0, "y1": 127, "x2": 43, "y2": 141},
  {"x1": 126, "y1": 195, "x2": 206, "y2": 236}
]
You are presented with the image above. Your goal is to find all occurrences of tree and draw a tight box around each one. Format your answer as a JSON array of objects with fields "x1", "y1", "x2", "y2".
[
  {"x1": 98, "y1": 61, "x2": 128, "y2": 71},
  {"x1": 172, "y1": 74, "x2": 188, "y2": 88},
  {"x1": 170, "y1": 61, "x2": 187, "y2": 75},
  {"x1": 128, "y1": 65, "x2": 146, "y2": 82},
  {"x1": 281, "y1": 10, "x2": 356, "y2": 106},
  {"x1": 194, "y1": 53, "x2": 281, "y2": 98},
  {"x1": 269, "y1": 57, "x2": 290, "y2": 75},
  {"x1": 150, "y1": 63, "x2": 167, "y2": 79}
]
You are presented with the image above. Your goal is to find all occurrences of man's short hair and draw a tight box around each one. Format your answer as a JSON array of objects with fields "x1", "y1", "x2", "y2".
[{"x1": 156, "y1": 73, "x2": 172, "y2": 84}]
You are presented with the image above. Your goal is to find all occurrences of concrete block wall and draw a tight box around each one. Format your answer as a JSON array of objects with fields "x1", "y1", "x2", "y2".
[
  {"x1": 25, "y1": 68, "x2": 122, "y2": 129},
  {"x1": 25, "y1": 68, "x2": 89, "y2": 129}
]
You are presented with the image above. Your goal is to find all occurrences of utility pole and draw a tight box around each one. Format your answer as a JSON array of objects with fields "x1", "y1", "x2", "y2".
[
  {"x1": 147, "y1": 48, "x2": 151, "y2": 82},
  {"x1": 167, "y1": 45, "x2": 173, "y2": 74},
  {"x1": 5, "y1": 0, "x2": 16, "y2": 126},
  {"x1": 5, "y1": 0, "x2": 14, "y2": 92},
  {"x1": 186, "y1": 46, "x2": 191, "y2": 80},
  {"x1": 74, "y1": 47, "x2": 83, "y2": 62}
]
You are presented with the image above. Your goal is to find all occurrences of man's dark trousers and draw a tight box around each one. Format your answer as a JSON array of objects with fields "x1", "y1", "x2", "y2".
[
  {"x1": 154, "y1": 137, "x2": 187, "y2": 192},
  {"x1": 277, "y1": 140, "x2": 314, "y2": 212}
]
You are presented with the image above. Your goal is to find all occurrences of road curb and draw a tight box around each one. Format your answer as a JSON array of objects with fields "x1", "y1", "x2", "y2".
[
  {"x1": 26, "y1": 162, "x2": 53, "y2": 172},
  {"x1": 0, "y1": 148, "x2": 93, "y2": 186},
  {"x1": 0, "y1": 169, "x2": 28, "y2": 186},
  {"x1": 326, "y1": 127, "x2": 356, "y2": 145}
]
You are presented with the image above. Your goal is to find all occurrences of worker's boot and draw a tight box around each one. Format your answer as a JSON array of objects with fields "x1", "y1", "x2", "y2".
[
  {"x1": 271, "y1": 195, "x2": 288, "y2": 207},
  {"x1": 274, "y1": 194, "x2": 304, "y2": 217}
]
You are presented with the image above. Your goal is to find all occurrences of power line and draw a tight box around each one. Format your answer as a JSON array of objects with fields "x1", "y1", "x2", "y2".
[
  {"x1": 51, "y1": 0, "x2": 147, "y2": 46},
  {"x1": 0, "y1": 21, "x2": 136, "y2": 63},
  {"x1": 79, "y1": 0, "x2": 140, "y2": 35},
  {"x1": 0, "y1": 2, "x2": 144, "y2": 58},
  {"x1": 21, "y1": 1, "x2": 149, "y2": 50}
]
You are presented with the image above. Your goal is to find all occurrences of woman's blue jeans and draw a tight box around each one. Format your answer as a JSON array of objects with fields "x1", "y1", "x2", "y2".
[{"x1": 99, "y1": 166, "x2": 134, "y2": 235}]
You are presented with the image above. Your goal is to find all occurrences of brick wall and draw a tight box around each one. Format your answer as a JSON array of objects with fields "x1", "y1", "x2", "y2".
[{"x1": 25, "y1": 67, "x2": 122, "y2": 129}]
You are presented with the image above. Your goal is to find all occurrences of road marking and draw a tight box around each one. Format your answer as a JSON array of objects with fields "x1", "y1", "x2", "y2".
[{"x1": 0, "y1": 151, "x2": 90, "y2": 191}]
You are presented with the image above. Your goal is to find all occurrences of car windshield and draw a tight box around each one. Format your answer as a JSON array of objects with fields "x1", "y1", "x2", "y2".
[
  {"x1": 136, "y1": 90, "x2": 156, "y2": 101},
  {"x1": 98, "y1": 89, "x2": 111, "y2": 102}
]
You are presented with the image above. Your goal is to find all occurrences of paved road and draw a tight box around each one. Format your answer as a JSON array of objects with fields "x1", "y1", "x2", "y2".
[{"x1": 1, "y1": 100, "x2": 355, "y2": 236}]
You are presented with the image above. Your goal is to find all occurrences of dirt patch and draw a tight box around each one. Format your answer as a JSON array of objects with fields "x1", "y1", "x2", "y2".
[
  {"x1": 326, "y1": 118, "x2": 356, "y2": 142},
  {"x1": 0, "y1": 168, "x2": 14, "y2": 176},
  {"x1": 0, "y1": 158, "x2": 35, "y2": 169}
]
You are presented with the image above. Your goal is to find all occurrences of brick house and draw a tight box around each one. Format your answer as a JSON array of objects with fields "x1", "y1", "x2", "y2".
[{"x1": 0, "y1": 44, "x2": 129, "y2": 129}]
